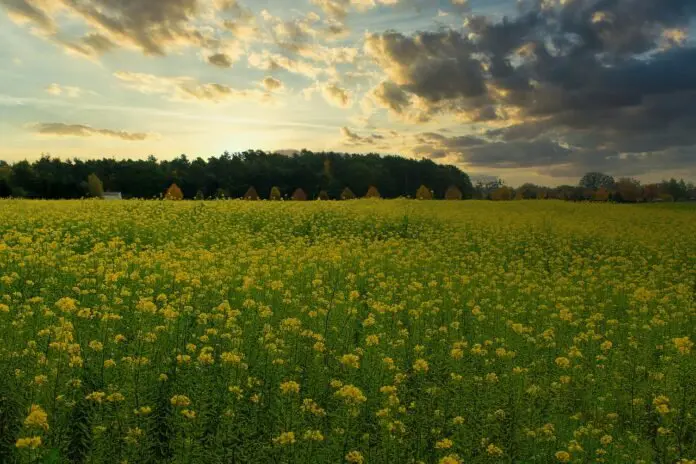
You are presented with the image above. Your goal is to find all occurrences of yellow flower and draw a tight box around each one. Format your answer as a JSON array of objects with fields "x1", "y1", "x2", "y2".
[
  {"x1": 555, "y1": 357, "x2": 571, "y2": 369},
  {"x1": 366, "y1": 334, "x2": 380, "y2": 346},
  {"x1": 555, "y1": 451, "x2": 571, "y2": 462},
  {"x1": 280, "y1": 380, "x2": 300, "y2": 395},
  {"x1": 106, "y1": 393, "x2": 125, "y2": 403},
  {"x1": 330, "y1": 379, "x2": 344, "y2": 388},
  {"x1": 600, "y1": 340, "x2": 613, "y2": 351},
  {"x1": 85, "y1": 391, "x2": 106, "y2": 403},
  {"x1": 413, "y1": 358, "x2": 429, "y2": 373},
  {"x1": 486, "y1": 443, "x2": 503, "y2": 457},
  {"x1": 653, "y1": 395, "x2": 670, "y2": 415},
  {"x1": 435, "y1": 438, "x2": 453, "y2": 449},
  {"x1": 673, "y1": 337, "x2": 693, "y2": 355},
  {"x1": 302, "y1": 429, "x2": 324, "y2": 441},
  {"x1": 170, "y1": 395, "x2": 192, "y2": 407},
  {"x1": 134, "y1": 406, "x2": 152, "y2": 416},
  {"x1": 16, "y1": 436, "x2": 42, "y2": 449},
  {"x1": 340, "y1": 354, "x2": 361, "y2": 369},
  {"x1": 301, "y1": 399, "x2": 326, "y2": 417},
  {"x1": 345, "y1": 450, "x2": 364, "y2": 464},
  {"x1": 197, "y1": 351, "x2": 215, "y2": 365},
  {"x1": 272, "y1": 431, "x2": 296, "y2": 445},
  {"x1": 24, "y1": 405, "x2": 49, "y2": 431},
  {"x1": 88, "y1": 340, "x2": 104, "y2": 352},
  {"x1": 379, "y1": 385, "x2": 397, "y2": 395},
  {"x1": 439, "y1": 455, "x2": 462, "y2": 464},
  {"x1": 181, "y1": 409, "x2": 196, "y2": 419},
  {"x1": 125, "y1": 427, "x2": 144, "y2": 445},
  {"x1": 221, "y1": 352, "x2": 243, "y2": 364},
  {"x1": 55, "y1": 297, "x2": 78, "y2": 312},
  {"x1": 600, "y1": 434, "x2": 613, "y2": 445},
  {"x1": 335, "y1": 385, "x2": 367, "y2": 405}
]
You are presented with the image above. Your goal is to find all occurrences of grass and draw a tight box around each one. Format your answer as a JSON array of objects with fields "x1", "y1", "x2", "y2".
[{"x1": 0, "y1": 199, "x2": 694, "y2": 464}]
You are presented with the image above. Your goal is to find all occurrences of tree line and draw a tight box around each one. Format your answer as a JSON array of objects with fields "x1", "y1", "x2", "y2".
[
  {"x1": 475, "y1": 172, "x2": 696, "y2": 203},
  {"x1": 1, "y1": 153, "x2": 693, "y2": 202},
  {"x1": 0, "y1": 151, "x2": 473, "y2": 200}
]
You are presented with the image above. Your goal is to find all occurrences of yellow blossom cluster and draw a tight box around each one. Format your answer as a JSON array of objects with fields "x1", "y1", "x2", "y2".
[{"x1": 0, "y1": 199, "x2": 694, "y2": 463}]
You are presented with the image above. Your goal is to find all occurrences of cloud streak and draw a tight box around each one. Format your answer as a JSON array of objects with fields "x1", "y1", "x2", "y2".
[{"x1": 33, "y1": 123, "x2": 153, "y2": 140}]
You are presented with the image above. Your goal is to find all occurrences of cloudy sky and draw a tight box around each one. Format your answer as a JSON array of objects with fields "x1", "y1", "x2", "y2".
[{"x1": 1, "y1": 0, "x2": 695, "y2": 185}]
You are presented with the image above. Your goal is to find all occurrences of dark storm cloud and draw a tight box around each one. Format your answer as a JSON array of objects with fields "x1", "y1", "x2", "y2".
[
  {"x1": 461, "y1": 139, "x2": 572, "y2": 168},
  {"x1": 413, "y1": 132, "x2": 572, "y2": 169},
  {"x1": 364, "y1": 0, "x2": 696, "y2": 175}
]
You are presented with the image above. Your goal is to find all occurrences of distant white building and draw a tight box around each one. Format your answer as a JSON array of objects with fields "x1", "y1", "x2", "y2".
[{"x1": 103, "y1": 192, "x2": 122, "y2": 200}]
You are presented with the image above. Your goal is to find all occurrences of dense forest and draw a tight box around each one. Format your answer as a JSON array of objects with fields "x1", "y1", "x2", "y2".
[
  {"x1": 0, "y1": 151, "x2": 473, "y2": 200},
  {"x1": 1, "y1": 151, "x2": 694, "y2": 202}
]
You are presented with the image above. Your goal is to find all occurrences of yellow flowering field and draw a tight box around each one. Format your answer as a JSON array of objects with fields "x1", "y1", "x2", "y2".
[{"x1": 0, "y1": 199, "x2": 695, "y2": 464}]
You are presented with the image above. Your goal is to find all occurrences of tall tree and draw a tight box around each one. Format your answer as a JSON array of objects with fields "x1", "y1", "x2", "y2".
[{"x1": 579, "y1": 172, "x2": 615, "y2": 190}]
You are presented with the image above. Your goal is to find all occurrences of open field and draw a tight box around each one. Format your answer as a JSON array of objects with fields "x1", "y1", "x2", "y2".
[{"x1": 0, "y1": 200, "x2": 695, "y2": 464}]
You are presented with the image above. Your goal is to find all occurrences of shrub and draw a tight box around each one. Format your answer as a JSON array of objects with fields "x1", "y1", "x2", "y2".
[
  {"x1": 87, "y1": 173, "x2": 104, "y2": 198},
  {"x1": 270, "y1": 187, "x2": 282, "y2": 201},
  {"x1": 444, "y1": 186, "x2": 462, "y2": 200},
  {"x1": 164, "y1": 183, "x2": 184, "y2": 200},
  {"x1": 415, "y1": 185, "x2": 433, "y2": 200},
  {"x1": 291, "y1": 188, "x2": 307, "y2": 201},
  {"x1": 244, "y1": 186, "x2": 259, "y2": 201},
  {"x1": 340, "y1": 187, "x2": 356, "y2": 200},
  {"x1": 364, "y1": 186, "x2": 381, "y2": 199}
]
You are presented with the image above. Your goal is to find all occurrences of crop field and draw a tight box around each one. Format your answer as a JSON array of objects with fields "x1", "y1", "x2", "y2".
[{"x1": 0, "y1": 199, "x2": 695, "y2": 464}]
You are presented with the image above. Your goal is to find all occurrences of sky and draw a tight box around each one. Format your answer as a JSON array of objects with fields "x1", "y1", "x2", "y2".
[{"x1": 0, "y1": 0, "x2": 695, "y2": 186}]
